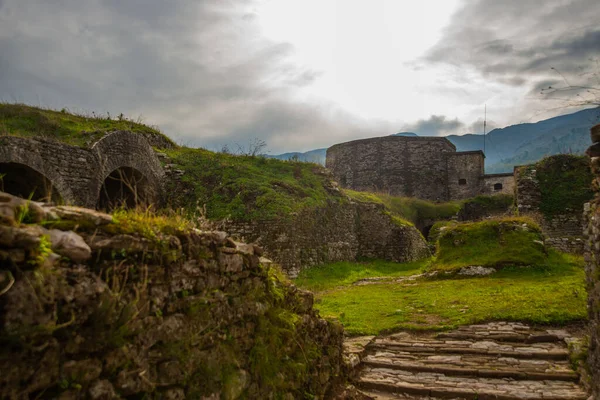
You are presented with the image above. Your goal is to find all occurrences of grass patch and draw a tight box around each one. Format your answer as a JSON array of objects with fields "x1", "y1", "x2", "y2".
[
  {"x1": 344, "y1": 189, "x2": 460, "y2": 225},
  {"x1": 432, "y1": 217, "x2": 546, "y2": 272},
  {"x1": 165, "y1": 147, "x2": 344, "y2": 221},
  {"x1": 296, "y1": 252, "x2": 587, "y2": 335},
  {"x1": 295, "y1": 259, "x2": 430, "y2": 292},
  {"x1": 0, "y1": 103, "x2": 174, "y2": 147}
]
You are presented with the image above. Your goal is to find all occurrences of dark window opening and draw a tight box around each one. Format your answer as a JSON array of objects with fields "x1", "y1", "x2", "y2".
[
  {"x1": 458, "y1": 178, "x2": 467, "y2": 185},
  {"x1": 0, "y1": 162, "x2": 61, "y2": 202},
  {"x1": 97, "y1": 167, "x2": 151, "y2": 210},
  {"x1": 494, "y1": 183, "x2": 503, "y2": 191}
]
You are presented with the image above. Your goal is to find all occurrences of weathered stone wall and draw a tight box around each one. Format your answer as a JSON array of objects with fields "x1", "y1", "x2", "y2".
[
  {"x1": 584, "y1": 123, "x2": 600, "y2": 398},
  {"x1": 326, "y1": 136, "x2": 455, "y2": 201},
  {"x1": 482, "y1": 173, "x2": 515, "y2": 196},
  {"x1": 446, "y1": 151, "x2": 485, "y2": 201},
  {"x1": 225, "y1": 201, "x2": 430, "y2": 277},
  {"x1": 326, "y1": 136, "x2": 515, "y2": 202},
  {"x1": 0, "y1": 132, "x2": 164, "y2": 208},
  {"x1": 515, "y1": 162, "x2": 586, "y2": 253},
  {"x1": 0, "y1": 192, "x2": 345, "y2": 399}
]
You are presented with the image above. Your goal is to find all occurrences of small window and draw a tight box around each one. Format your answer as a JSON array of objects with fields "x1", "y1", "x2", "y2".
[
  {"x1": 494, "y1": 183, "x2": 503, "y2": 191},
  {"x1": 458, "y1": 179, "x2": 467, "y2": 185}
]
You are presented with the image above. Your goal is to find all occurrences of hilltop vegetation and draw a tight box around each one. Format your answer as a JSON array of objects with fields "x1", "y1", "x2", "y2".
[
  {"x1": 164, "y1": 147, "x2": 344, "y2": 222},
  {"x1": 0, "y1": 103, "x2": 174, "y2": 148}
]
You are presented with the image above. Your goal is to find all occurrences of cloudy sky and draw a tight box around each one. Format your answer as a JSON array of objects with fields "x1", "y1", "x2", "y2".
[{"x1": 0, "y1": 0, "x2": 598, "y2": 153}]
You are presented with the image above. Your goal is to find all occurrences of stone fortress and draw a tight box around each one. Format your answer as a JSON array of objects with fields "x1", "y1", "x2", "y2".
[{"x1": 326, "y1": 135, "x2": 514, "y2": 201}]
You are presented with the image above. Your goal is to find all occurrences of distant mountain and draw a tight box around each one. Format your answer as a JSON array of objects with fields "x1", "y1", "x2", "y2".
[
  {"x1": 269, "y1": 107, "x2": 600, "y2": 172},
  {"x1": 447, "y1": 107, "x2": 600, "y2": 172},
  {"x1": 267, "y1": 148, "x2": 327, "y2": 164}
]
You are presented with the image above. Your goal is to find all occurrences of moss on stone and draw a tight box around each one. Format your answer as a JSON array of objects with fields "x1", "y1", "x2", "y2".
[{"x1": 535, "y1": 154, "x2": 594, "y2": 218}]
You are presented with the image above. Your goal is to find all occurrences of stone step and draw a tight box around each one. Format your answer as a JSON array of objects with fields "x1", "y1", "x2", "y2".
[
  {"x1": 435, "y1": 323, "x2": 571, "y2": 344},
  {"x1": 362, "y1": 351, "x2": 578, "y2": 382},
  {"x1": 370, "y1": 338, "x2": 570, "y2": 361},
  {"x1": 357, "y1": 366, "x2": 589, "y2": 400}
]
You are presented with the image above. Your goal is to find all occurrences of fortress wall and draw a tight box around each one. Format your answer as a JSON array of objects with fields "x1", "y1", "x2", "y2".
[
  {"x1": 482, "y1": 173, "x2": 515, "y2": 196},
  {"x1": 584, "y1": 123, "x2": 600, "y2": 398},
  {"x1": 446, "y1": 151, "x2": 485, "y2": 201},
  {"x1": 225, "y1": 201, "x2": 430, "y2": 278},
  {"x1": 326, "y1": 136, "x2": 455, "y2": 201},
  {"x1": 0, "y1": 133, "x2": 164, "y2": 208}
]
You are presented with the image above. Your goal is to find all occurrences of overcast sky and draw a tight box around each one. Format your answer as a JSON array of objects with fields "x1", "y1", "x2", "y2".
[{"x1": 0, "y1": 0, "x2": 598, "y2": 153}]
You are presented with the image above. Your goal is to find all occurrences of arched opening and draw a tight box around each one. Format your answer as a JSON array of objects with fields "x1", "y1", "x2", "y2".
[
  {"x1": 97, "y1": 167, "x2": 151, "y2": 210},
  {"x1": 0, "y1": 162, "x2": 61, "y2": 202},
  {"x1": 494, "y1": 183, "x2": 503, "y2": 191},
  {"x1": 422, "y1": 224, "x2": 434, "y2": 240}
]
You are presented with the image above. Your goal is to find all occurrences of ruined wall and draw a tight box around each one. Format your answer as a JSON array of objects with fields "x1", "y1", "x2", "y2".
[
  {"x1": 584, "y1": 123, "x2": 600, "y2": 398},
  {"x1": 446, "y1": 151, "x2": 485, "y2": 201},
  {"x1": 0, "y1": 132, "x2": 164, "y2": 208},
  {"x1": 326, "y1": 136, "x2": 455, "y2": 201},
  {"x1": 0, "y1": 192, "x2": 345, "y2": 399},
  {"x1": 482, "y1": 173, "x2": 515, "y2": 196},
  {"x1": 225, "y1": 201, "x2": 430, "y2": 277},
  {"x1": 515, "y1": 156, "x2": 592, "y2": 254}
]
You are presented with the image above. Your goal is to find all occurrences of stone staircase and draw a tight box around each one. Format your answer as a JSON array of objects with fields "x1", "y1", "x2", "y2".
[{"x1": 351, "y1": 322, "x2": 589, "y2": 400}]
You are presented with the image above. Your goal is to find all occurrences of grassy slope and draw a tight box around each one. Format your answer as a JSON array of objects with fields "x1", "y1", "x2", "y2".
[
  {"x1": 344, "y1": 189, "x2": 513, "y2": 227},
  {"x1": 165, "y1": 147, "x2": 344, "y2": 221},
  {"x1": 295, "y1": 253, "x2": 586, "y2": 335},
  {"x1": 0, "y1": 103, "x2": 174, "y2": 147},
  {"x1": 433, "y1": 217, "x2": 546, "y2": 271}
]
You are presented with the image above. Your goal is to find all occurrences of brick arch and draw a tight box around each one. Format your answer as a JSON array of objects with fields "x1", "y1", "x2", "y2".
[
  {"x1": 0, "y1": 137, "x2": 74, "y2": 202},
  {"x1": 91, "y1": 131, "x2": 165, "y2": 208}
]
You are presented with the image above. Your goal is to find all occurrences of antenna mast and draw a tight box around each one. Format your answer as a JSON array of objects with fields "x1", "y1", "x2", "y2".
[{"x1": 483, "y1": 104, "x2": 487, "y2": 155}]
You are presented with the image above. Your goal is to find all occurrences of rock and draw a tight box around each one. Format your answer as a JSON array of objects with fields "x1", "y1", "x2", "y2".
[
  {"x1": 222, "y1": 369, "x2": 249, "y2": 400},
  {"x1": 0, "y1": 191, "x2": 46, "y2": 225},
  {"x1": 62, "y1": 359, "x2": 103, "y2": 384},
  {"x1": 458, "y1": 266, "x2": 496, "y2": 276},
  {"x1": 49, "y1": 229, "x2": 91, "y2": 262},
  {"x1": 49, "y1": 205, "x2": 113, "y2": 226},
  {"x1": 89, "y1": 380, "x2": 116, "y2": 400},
  {"x1": 586, "y1": 142, "x2": 600, "y2": 158},
  {"x1": 163, "y1": 387, "x2": 186, "y2": 399}
]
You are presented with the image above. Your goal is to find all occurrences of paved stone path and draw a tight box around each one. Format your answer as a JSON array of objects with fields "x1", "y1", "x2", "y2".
[{"x1": 350, "y1": 322, "x2": 589, "y2": 400}]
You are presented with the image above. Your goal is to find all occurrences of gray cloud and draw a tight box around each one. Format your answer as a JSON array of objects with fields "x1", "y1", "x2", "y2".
[
  {"x1": 423, "y1": 0, "x2": 600, "y2": 105},
  {"x1": 401, "y1": 115, "x2": 465, "y2": 136},
  {"x1": 0, "y1": 0, "x2": 372, "y2": 152}
]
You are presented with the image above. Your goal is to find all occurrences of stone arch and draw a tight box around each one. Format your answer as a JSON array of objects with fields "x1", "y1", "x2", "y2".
[
  {"x1": 91, "y1": 131, "x2": 165, "y2": 209},
  {"x1": 0, "y1": 162, "x2": 62, "y2": 202},
  {"x1": 97, "y1": 166, "x2": 153, "y2": 210},
  {"x1": 0, "y1": 137, "x2": 73, "y2": 203}
]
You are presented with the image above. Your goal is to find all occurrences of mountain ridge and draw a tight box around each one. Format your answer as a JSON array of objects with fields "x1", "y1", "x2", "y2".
[{"x1": 269, "y1": 107, "x2": 600, "y2": 172}]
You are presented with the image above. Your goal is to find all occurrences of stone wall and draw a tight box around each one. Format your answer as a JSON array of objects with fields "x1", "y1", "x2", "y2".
[
  {"x1": 515, "y1": 160, "x2": 587, "y2": 254},
  {"x1": 584, "y1": 123, "x2": 600, "y2": 398},
  {"x1": 326, "y1": 136, "x2": 515, "y2": 202},
  {"x1": 326, "y1": 136, "x2": 455, "y2": 201},
  {"x1": 0, "y1": 132, "x2": 164, "y2": 208},
  {"x1": 225, "y1": 201, "x2": 430, "y2": 277},
  {"x1": 446, "y1": 151, "x2": 485, "y2": 201},
  {"x1": 0, "y1": 192, "x2": 345, "y2": 399},
  {"x1": 482, "y1": 173, "x2": 515, "y2": 196}
]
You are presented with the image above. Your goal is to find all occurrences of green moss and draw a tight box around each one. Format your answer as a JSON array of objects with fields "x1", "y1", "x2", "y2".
[
  {"x1": 296, "y1": 252, "x2": 587, "y2": 335},
  {"x1": 462, "y1": 194, "x2": 514, "y2": 211},
  {"x1": 0, "y1": 103, "x2": 174, "y2": 147},
  {"x1": 164, "y1": 147, "x2": 344, "y2": 222},
  {"x1": 535, "y1": 154, "x2": 594, "y2": 218},
  {"x1": 433, "y1": 217, "x2": 546, "y2": 272}
]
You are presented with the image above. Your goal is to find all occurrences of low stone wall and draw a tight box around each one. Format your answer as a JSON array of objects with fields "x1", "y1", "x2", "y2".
[
  {"x1": 225, "y1": 201, "x2": 430, "y2": 277},
  {"x1": 0, "y1": 192, "x2": 345, "y2": 399},
  {"x1": 584, "y1": 123, "x2": 600, "y2": 398}
]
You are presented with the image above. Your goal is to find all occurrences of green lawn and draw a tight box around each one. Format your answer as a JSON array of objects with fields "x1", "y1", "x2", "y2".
[{"x1": 294, "y1": 252, "x2": 587, "y2": 335}]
